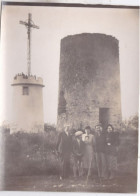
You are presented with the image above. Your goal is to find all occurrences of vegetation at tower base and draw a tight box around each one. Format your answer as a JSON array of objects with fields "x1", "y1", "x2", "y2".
[
  {"x1": 0, "y1": 118, "x2": 138, "y2": 180},
  {"x1": 2, "y1": 124, "x2": 58, "y2": 176}
]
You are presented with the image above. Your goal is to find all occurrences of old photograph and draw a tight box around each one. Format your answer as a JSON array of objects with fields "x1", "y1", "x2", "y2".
[{"x1": 0, "y1": 2, "x2": 139, "y2": 193}]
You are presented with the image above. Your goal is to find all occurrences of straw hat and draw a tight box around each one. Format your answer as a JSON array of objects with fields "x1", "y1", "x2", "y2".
[
  {"x1": 64, "y1": 124, "x2": 70, "y2": 128},
  {"x1": 75, "y1": 131, "x2": 83, "y2": 137}
]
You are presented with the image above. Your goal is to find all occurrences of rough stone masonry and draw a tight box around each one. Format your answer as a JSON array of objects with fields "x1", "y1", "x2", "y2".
[{"x1": 57, "y1": 33, "x2": 122, "y2": 131}]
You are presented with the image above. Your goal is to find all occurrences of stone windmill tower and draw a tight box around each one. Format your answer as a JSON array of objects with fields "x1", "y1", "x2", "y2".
[
  {"x1": 11, "y1": 13, "x2": 44, "y2": 133},
  {"x1": 57, "y1": 33, "x2": 122, "y2": 131}
]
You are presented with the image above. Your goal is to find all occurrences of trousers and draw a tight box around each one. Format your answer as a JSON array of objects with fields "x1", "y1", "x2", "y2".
[
  {"x1": 59, "y1": 154, "x2": 71, "y2": 178},
  {"x1": 95, "y1": 152, "x2": 107, "y2": 178}
]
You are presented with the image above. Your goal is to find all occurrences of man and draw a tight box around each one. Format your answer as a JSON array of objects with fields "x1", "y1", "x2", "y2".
[
  {"x1": 72, "y1": 130, "x2": 85, "y2": 177},
  {"x1": 56, "y1": 124, "x2": 73, "y2": 179},
  {"x1": 94, "y1": 124, "x2": 107, "y2": 180}
]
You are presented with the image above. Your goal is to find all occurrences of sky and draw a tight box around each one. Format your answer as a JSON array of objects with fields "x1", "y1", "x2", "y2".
[{"x1": 0, "y1": 5, "x2": 139, "y2": 125}]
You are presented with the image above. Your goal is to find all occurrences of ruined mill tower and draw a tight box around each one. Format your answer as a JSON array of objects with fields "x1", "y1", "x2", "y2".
[
  {"x1": 57, "y1": 33, "x2": 122, "y2": 131},
  {"x1": 11, "y1": 13, "x2": 44, "y2": 133}
]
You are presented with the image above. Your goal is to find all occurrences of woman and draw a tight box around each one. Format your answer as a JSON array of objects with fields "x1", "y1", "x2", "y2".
[
  {"x1": 106, "y1": 124, "x2": 119, "y2": 179},
  {"x1": 82, "y1": 126, "x2": 95, "y2": 177}
]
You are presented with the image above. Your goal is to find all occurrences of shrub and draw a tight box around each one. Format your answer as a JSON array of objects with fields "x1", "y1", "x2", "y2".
[
  {"x1": 1, "y1": 124, "x2": 138, "y2": 177},
  {"x1": 3, "y1": 130, "x2": 59, "y2": 176}
]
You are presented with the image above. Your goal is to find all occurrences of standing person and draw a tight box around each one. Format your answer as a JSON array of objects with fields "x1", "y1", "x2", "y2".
[
  {"x1": 72, "y1": 130, "x2": 85, "y2": 177},
  {"x1": 82, "y1": 126, "x2": 96, "y2": 178},
  {"x1": 94, "y1": 124, "x2": 107, "y2": 180},
  {"x1": 56, "y1": 124, "x2": 73, "y2": 180},
  {"x1": 106, "y1": 124, "x2": 119, "y2": 179}
]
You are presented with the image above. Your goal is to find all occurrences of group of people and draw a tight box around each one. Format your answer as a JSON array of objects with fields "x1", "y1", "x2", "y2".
[{"x1": 56, "y1": 123, "x2": 119, "y2": 181}]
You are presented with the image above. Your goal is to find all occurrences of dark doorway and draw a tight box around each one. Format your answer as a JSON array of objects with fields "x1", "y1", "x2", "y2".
[
  {"x1": 58, "y1": 91, "x2": 66, "y2": 115},
  {"x1": 99, "y1": 108, "x2": 110, "y2": 129}
]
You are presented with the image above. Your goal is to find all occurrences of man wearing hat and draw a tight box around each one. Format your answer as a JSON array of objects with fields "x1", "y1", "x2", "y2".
[
  {"x1": 56, "y1": 124, "x2": 73, "y2": 179},
  {"x1": 72, "y1": 130, "x2": 85, "y2": 177}
]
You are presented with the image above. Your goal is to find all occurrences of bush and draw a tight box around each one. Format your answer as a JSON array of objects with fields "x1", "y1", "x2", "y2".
[
  {"x1": 117, "y1": 128, "x2": 138, "y2": 176},
  {"x1": 2, "y1": 125, "x2": 138, "y2": 177},
  {"x1": 3, "y1": 130, "x2": 59, "y2": 176}
]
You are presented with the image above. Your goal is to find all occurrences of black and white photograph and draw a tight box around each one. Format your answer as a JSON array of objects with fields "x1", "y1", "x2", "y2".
[{"x1": 0, "y1": 1, "x2": 139, "y2": 193}]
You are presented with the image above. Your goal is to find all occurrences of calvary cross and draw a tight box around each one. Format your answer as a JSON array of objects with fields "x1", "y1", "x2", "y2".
[{"x1": 20, "y1": 13, "x2": 39, "y2": 76}]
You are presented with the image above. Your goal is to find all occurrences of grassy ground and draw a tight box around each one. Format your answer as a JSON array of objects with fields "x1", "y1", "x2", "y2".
[{"x1": 1, "y1": 175, "x2": 137, "y2": 192}]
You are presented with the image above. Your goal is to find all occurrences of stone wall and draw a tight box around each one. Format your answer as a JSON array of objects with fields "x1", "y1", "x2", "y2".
[{"x1": 57, "y1": 33, "x2": 122, "y2": 131}]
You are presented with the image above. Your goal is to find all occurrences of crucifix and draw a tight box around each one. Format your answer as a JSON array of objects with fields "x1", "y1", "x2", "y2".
[{"x1": 19, "y1": 13, "x2": 39, "y2": 76}]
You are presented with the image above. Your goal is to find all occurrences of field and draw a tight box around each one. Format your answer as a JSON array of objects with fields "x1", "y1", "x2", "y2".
[{"x1": 0, "y1": 127, "x2": 138, "y2": 192}]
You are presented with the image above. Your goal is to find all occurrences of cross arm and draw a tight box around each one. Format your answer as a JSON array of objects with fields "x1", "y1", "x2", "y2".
[
  {"x1": 30, "y1": 24, "x2": 39, "y2": 29},
  {"x1": 19, "y1": 20, "x2": 28, "y2": 26},
  {"x1": 19, "y1": 20, "x2": 39, "y2": 29}
]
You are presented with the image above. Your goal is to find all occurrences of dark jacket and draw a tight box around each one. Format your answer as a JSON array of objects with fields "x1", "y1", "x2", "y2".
[
  {"x1": 95, "y1": 132, "x2": 106, "y2": 153},
  {"x1": 56, "y1": 131, "x2": 73, "y2": 156},
  {"x1": 73, "y1": 138, "x2": 85, "y2": 158},
  {"x1": 106, "y1": 131, "x2": 119, "y2": 155}
]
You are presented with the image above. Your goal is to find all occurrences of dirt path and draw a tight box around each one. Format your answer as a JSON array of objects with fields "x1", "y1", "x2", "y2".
[{"x1": 1, "y1": 175, "x2": 137, "y2": 193}]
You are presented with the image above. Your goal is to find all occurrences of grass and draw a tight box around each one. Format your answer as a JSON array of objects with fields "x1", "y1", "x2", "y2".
[
  {"x1": 1, "y1": 127, "x2": 137, "y2": 178},
  {"x1": 0, "y1": 127, "x2": 138, "y2": 192}
]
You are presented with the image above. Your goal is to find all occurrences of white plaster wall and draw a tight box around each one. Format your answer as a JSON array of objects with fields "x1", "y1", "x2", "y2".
[{"x1": 11, "y1": 83, "x2": 44, "y2": 133}]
